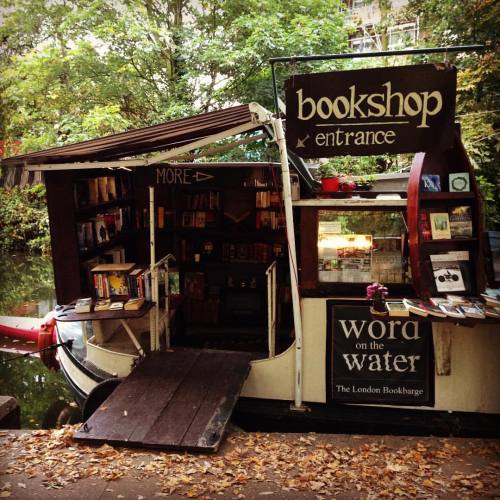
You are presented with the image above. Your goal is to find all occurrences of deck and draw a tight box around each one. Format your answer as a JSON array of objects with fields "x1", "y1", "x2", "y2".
[{"x1": 74, "y1": 349, "x2": 252, "y2": 452}]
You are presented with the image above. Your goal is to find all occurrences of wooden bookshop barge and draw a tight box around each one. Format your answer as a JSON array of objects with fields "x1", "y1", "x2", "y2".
[{"x1": 2, "y1": 61, "x2": 500, "y2": 449}]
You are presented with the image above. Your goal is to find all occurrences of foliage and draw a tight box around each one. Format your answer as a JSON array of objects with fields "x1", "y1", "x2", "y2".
[
  {"x1": 405, "y1": 0, "x2": 500, "y2": 228},
  {"x1": 0, "y1": 253, "x2": 55, "y2": 316},
  {"x1": 0, "y1": 185, "x2": 51, "y2": 253},
  {"x1": 0, "y1": 0, "x2": 350, "y2": 157}
]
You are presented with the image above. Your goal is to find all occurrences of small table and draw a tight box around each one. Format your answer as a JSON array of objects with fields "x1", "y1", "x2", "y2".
[{"x1": 55, "y1": 302, "x2": 155, "y2": 357}]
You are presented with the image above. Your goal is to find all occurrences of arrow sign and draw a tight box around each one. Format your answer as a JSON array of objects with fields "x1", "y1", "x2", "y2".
[
  {"x1": 193, "y1": 171, "x2": 214, "y2": 183},
  {"x1": 296, "y1": 135, "x2": 310, "y2": 148}
]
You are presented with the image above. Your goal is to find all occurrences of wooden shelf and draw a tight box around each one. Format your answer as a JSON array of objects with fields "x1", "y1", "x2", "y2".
[
  {"x1": 422, "y1": 238, "x2": 477, "y2": 244},
  {"x1": 79, "y1": 232, "x2": 133, "y2": 259},
  {"x1": 75, "y1": 198, "x2": 131, "y2": 217},
  {"x1": 420, "y1": 192, "x2": 475, "y2": 200}
]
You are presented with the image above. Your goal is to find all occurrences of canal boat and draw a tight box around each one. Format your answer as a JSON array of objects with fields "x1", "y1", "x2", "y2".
[{"x1": 2, "y1": 58, "x2": 499, "y2": 449}]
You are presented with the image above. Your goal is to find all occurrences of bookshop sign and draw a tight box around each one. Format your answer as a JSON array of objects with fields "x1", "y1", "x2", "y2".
[
  {"x1": 285, "y1": 64, "x2": 457, "y2": 156},
  {"x1": 327, "y1": 302, "x2": 434, "y2": 406}
]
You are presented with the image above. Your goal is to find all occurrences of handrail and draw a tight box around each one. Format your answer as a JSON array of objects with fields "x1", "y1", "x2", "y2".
[{"x1": 266, "y1": 260, "x2": 277, "y2": 358}]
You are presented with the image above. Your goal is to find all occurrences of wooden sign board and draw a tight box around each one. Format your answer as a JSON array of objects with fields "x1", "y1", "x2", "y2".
[
  {"x1": 285, "y1": 64, "x2": 457, "y2": 156},
  {"x1": 327, "y1": 302, "x2": 434, "y2": 406}
]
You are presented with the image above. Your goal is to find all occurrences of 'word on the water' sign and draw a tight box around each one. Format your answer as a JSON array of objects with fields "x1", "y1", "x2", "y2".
[
  {"x1": 157, "y1": 167, "x2": 215, "y2": 185},
  {"x1": 285, "y1": 64, "x2": 457, "y2": 157}
]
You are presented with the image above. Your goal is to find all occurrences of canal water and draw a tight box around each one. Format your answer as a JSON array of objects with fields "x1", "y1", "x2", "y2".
[{"x1": 0, "y1": 254, "x2": 77, "y2": 428}]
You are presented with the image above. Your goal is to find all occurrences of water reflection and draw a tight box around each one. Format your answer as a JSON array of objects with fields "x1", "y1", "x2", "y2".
[
  {"x1": 0, "y1": 349, "x2": 76, "y2": 428},
  {"x1": 0, "y1": 253, "x2": 56, "y2": 317},
  {"x1": 0, "y1": 254, "x2": 79, "y2": 428}
]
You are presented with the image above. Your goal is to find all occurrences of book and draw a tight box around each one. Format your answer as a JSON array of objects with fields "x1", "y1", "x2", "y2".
[
  {"x1": 124, "y1": 297, "x2": 145, "y2": 310},
  {"x1": 430, "y1": 255, "x2": 467, "y2": 293},
  {"x1": 94, "y1": 299, "x2": 111, "y2": 311},
  {"x1": 108, "y1": 271, "x2": 129, "y2": 296},
  {"x1": 429, "y1": 297, "x2": 449, "y2": 307},
  {"x1": 419, "y1": 211, "x2": 432, "y2": 241},
  {"x1": 420, "y1": 300, "x2": 447, "y2": 318},
  {"x1": 459, "y1": 304, "x2": 485, "y2": 319},
  {"x1": 74, "y1": 297, "x2": 92, "y2": 313},
  {"x1": 109, "y1": 301, "x2": 124, "y2": 310},
  {"x1": 184, "y1": 272, "x2": 205, "y2": 300},
  {"x1": 449, "y1": 206, "x2": 473, "y2": 238},
  {"x1": 433, "y1": 262, "x2": 465, "y2": 293},
  {"x1": 402, "y1": 298, "x2": 428, "y2": 317},
  {"x1": 480, "y1": 288, "x2": 500, "y2": 307},
  {"x1": 421, "y1": 174, "x2": 441, "y2": 192},
  {"x1": 385, "y1": 301, "x2": 409, "y2": 317},
  {"x1": 449, "y1": 172, "x2": 470, "y2": 192},
  {"x1": 484, "y1": 306, "x2": 500, "y2": 318},
  {"x1": 430, "y1": 213, "x2": 451, "y2": 239},
  {"x1": 445, "y1": 294, "x2": 469, "y2": 306},
  {"x1": 95, "y1": 218, "x2": 110, "y2": 244},
  {"x1": 439, "y1": 303, "x2": 466, "y2": 318}
]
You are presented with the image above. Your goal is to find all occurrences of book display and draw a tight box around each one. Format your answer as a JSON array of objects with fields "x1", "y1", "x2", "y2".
[
  {"x1": 131, "y1": 165, "x2": 290, "y2": 330},
  {"x1": 407, "y1": 133, "x2": 486, "y2": 299}
]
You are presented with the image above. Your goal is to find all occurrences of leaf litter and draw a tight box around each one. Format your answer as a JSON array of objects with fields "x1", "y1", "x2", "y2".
[{"x1": 1, "y1": 427, "x2": 499, "y2": 498}]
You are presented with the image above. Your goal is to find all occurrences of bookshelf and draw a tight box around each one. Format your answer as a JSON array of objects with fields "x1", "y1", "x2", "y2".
[
  {"x1": 45, "y1": 170, "x2": 136, "y2": 304},
  {"x1": 126, "y1": 166, "x2": 291, "y2": 330},
  {"x1": 407, "y1": 132, "x2": 486, "y2": 299}
]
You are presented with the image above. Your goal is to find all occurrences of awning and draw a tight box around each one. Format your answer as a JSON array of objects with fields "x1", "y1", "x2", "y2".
[{"x1": 1, "y1": 105, "x2": 256, "y2": 167}]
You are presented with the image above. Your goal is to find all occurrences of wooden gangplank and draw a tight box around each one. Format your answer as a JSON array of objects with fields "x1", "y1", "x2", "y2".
[{"x1": 74, "y1": 349, "x2": 252, "y2": 452}]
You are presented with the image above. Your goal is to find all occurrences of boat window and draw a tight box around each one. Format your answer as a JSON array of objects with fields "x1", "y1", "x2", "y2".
[{"x1": 317, "y1": 210, "x2": 410, "y2": 284}]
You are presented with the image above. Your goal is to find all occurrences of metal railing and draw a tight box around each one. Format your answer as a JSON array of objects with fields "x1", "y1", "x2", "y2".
[{"x1": 266, "y1": 260, "x2": 277, "y2": 358}]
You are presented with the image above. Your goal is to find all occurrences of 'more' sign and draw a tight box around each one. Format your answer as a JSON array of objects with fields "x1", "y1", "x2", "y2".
[{"x1": 285, "y1": 64, "x2": 457, "y2": 156}]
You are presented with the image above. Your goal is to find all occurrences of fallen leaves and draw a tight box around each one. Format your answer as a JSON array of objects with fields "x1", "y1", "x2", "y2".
[{"x1": 1, "y1": 428, "x2": 499, "y2": 499}]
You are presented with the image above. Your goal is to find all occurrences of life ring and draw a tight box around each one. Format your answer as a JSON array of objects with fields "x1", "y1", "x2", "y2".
[{"x1": 37, "y1": 317, "x2": 59, "y2": 371}]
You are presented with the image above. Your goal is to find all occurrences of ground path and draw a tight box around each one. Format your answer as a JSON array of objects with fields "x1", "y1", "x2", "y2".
[{"x1": 1, "y1": 427, "x2": 499, "y2": 499}]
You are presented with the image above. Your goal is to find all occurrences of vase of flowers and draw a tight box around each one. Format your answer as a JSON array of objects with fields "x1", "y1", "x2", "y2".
[{"x1": 366, "y1": 282, "x2": 388, "y2": 315}]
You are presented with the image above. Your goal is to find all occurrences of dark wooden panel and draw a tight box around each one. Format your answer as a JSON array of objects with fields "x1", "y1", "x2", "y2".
[
  {"x1": 299, "y1": 207, "x2": 318, "y2": 290},
  {"x1": 141, "y1": 351, "x2": 228, "y2": 446},
  {"x1": 74, "y1": 349, "x2": 251, "y2": 452},
  {"x1": 181, "y1": 352, "x2": 252, "y2": 450},
  {"x1": 45, "y1": 171, "x2": 82, "y2": 304},
  {"x1": 127, "y1": 351, "x2": 201, "y2": 443}
]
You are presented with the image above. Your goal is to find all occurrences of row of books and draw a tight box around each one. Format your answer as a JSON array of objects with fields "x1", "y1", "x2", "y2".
[
  {"x1": 74, "y1": 175, "x2": 131, "y2": 208},
  {"x1": 181, "y1": 210, "x2": 217, "y2": 228},
  {"x1": 222, "y1": 242, "x2": 282, "y2": 263},
  {"x1": 184, "y1": 191, "x2": 220, "y2": 210},
  {"x1": 74, "y1": 297, "x2": 145, "y2": 312},
  {"x1": 255, "y1": 210, "x2": 285, "y2": 230},
  {"x1": 419, "y1": 206, "x2": 473, "y2": 240},
  {"x1": 421, "y1": 172, "x2": 470, "y2": 193},
  {"x1": 255, "y1": 191, "x2": 281, "y2": 208},
  {"x1": 385, "y1": 295, "x2": 500, "y2": 319},
  {"x1": 77, "y1": 207, "x2": 132, "y2": 251}
]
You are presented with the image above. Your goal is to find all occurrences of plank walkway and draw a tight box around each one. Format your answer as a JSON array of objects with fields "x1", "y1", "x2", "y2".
[{"x1": 74, "y1": 349, "x2": 252, "y2": 452}]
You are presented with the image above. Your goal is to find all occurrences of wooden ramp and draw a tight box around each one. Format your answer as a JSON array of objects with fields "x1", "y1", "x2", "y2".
[{"x1": 74, "y1": 349, "x2": 252, "y2": 452}]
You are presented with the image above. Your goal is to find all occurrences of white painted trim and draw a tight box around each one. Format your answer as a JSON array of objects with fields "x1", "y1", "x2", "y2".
[
  {"x1": 272, "y1": 116, "x2": 304, "y2": 410},
  {"x1": 146, "y1": 121, "x2": 260, "y2": 166},
  {"x1": 293, "y1": 198, "x2": 407, "y2": 207},
  {"x1": 25, "y1": 159, "x2": 145, "y2": 171}
]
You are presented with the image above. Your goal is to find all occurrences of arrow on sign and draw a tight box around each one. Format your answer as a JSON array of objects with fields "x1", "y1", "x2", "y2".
[
  {"x1": 296, "y1": 135, "x2": 310, "y2": 148},
  {"x1": 193, "y1": 171, "x2": 214, "y2": 183}
]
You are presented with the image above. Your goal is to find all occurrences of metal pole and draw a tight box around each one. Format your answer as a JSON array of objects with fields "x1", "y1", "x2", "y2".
[
  {"x1": 269, "y1": 44, "x2": 484, "y2": 115},
  {"x1": 149, "y1": 185, "x2": 158, "y2": 351},
  {"x1": 272, "y1": 116, "x2": 304, "y2": 410},
  {"x1": 269, "y1": 44, "x2": 484, "y2": 64}
]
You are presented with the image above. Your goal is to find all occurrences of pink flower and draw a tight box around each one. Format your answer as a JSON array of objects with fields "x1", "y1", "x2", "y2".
[{"x1": 366, "y1": 282, "x2": 388, "y2": 300}]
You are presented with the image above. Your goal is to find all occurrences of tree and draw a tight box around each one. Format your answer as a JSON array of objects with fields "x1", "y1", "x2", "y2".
[
  {"x1": 0, "y1": 0, "x2": 350, "y2": 155},
  {"x1": 406, "y1": 0, "x2": 500, "y2": 228}
]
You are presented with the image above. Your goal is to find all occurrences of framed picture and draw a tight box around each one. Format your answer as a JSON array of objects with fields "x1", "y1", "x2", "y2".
[{"x1": 449, "y1": 172, "x2": 470, "y2": 192}]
